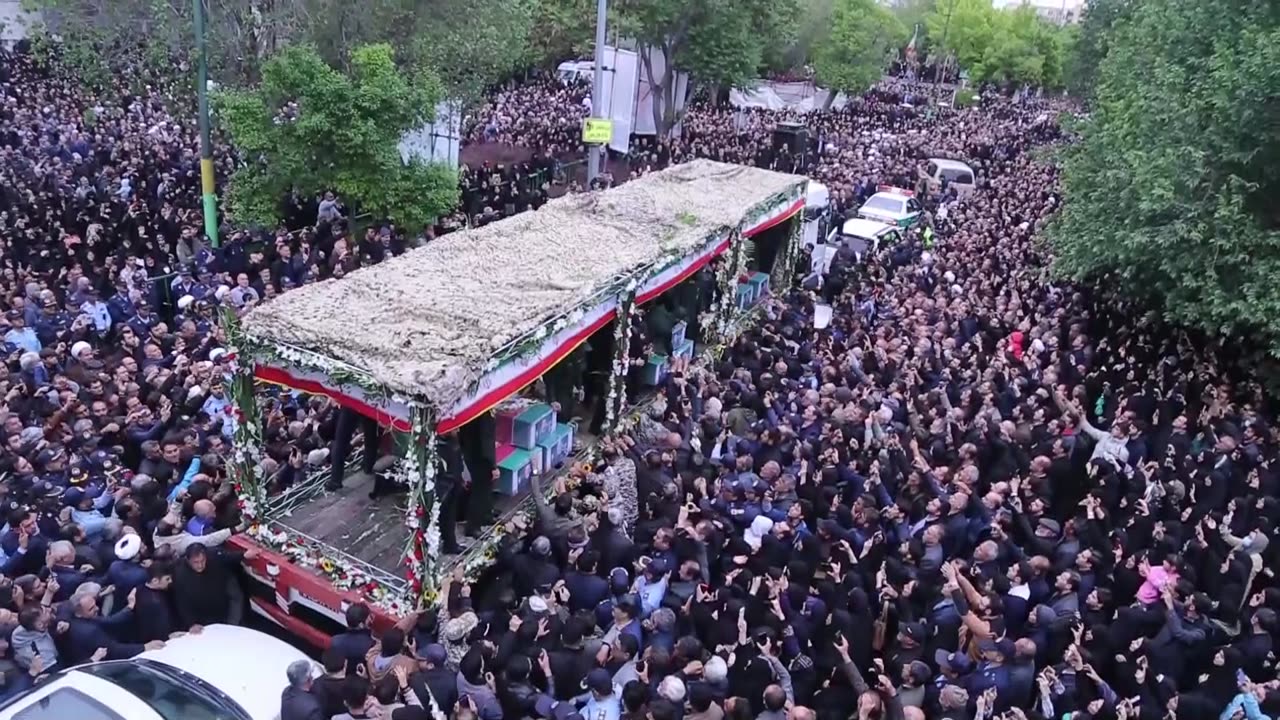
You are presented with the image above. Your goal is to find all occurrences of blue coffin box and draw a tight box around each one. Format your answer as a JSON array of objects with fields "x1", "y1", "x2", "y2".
[
  {"x1": 671, "y1": 320, "x2": 687, "y2": 349},
  {"x1": 673, "y1": 338, "x2": 694, "y2": 360},
  {"x1": 513, "y1": 404, "x2": 556, "y2": 450},
  {"x1": 538, "y1": 423, "x2": 574, "y2": 469},
  {"x1": 642, "y1": 354, "x2": 669, "y2": 386},
  {"x1": 497, "y1": 449, "x2": 533, "y2": 495}
]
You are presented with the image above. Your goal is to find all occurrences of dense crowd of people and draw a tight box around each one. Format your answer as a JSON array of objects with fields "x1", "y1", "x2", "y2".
[
  {"x1": 319, "y1": 74, "x2": 1277, "y2": 720},
  {"x1": 0, "y1": 43, "x2": 434, "y2": 700},
  {"x1": 1, "y1": 36, "x2": 1278, "y2": 720},
  {"x1": 464, "y1": 75, "x2": 590, "y2": 158}
]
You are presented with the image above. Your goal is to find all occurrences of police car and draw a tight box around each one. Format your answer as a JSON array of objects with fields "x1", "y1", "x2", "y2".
[
  {"x1": 807, "y1": 218, "x2": 902, "y2": 280},
  {"x1": 830, "y1": 218, "x2": 902, "y2": 256},
  {"x1": 857, "y1": 186, "x2": 923, "y2": 228}
]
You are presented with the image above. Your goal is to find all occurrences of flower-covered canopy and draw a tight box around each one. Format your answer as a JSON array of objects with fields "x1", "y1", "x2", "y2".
[
  {"x1": 222, "y1": 160, "x2": 807, "y2": 617},
  {"x1": 239, "y1": 160, "x2": 806, "y2": 419}
]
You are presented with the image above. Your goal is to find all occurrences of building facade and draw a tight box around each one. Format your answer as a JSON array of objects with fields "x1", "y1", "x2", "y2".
[{"x1": 992, "y1": 0, "x2": 1086, "y2": 24}]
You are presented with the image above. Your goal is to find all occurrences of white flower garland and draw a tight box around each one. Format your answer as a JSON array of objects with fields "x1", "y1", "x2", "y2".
[
  {"x1": 401, "y1": 405, "x2": 442, "y2": 606},
  {"x1": 706, "y1": 230, "x2": 743, "y2": 346},
  {"x1": 221, "y1": 310, "x2": 269, "y2": 523},
  {"x1": 244, "y1": 524, "x2": 415, "y2": 617},
  {"x1": 603, "y1": 287, "x2": 637, "y2": 436},
  {"x1": 777, "y1": 208, "x2": 804, "y2": 290}
]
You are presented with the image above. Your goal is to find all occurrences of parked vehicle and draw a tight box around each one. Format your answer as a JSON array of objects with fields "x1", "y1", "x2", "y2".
[
  {"x1": 918, "y1": 158, "x2": 977, "y2": 197},
  {"x1": 0, "y1": 625, "x2": 311, "y2": 720},
  {"x1": 857, "y1": 186, "x2": 923, "y2": 227}
]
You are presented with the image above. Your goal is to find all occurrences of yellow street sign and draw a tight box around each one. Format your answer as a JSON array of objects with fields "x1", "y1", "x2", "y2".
[{"x1": 582, "y1": 118, "x2": 613, "y2": 144}]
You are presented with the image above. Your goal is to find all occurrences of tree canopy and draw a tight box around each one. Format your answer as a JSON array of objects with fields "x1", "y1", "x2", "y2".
[
  {"x1": 811, "y1": 0, "x2": 906, "y2": 105},
  {"x1": 617, "y1": 0, "x2": 798, "y2": 135},
  {"x1": 1047, "y1": 0, "x2": 1280, "y2": 350},
  {"x1": 1063, "y1": 0, "x2": 1135, "y2": 97},
  {"x1": 24, "y1": 0, "x2": 547, "y2": 97},
  {"x1": 215, "y1": 43, "x2": 458, "y2": 231},
  {"x1": 925, "y1": 0, "x2": 993, "y2": 72},
  {"x1": 924, "y1": 0, "x2": 1072, "y2": 88}
]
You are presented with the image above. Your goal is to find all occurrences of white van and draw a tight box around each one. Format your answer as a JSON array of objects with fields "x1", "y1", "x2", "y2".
[
  {"x1": 919, "y1": 158, "x2": 977, "y2": 197},
  {"x1": 556, "y1": 60, "x2": 594, "y2": 85}
]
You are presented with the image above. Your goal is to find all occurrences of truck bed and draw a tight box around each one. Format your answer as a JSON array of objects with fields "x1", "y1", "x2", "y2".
[{"x1": 278, "y1": 472, "x2": 411, "y2": 573}]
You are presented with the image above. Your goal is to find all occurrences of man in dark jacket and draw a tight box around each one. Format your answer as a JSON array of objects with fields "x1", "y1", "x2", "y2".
[
  {"x1": 460, "y1": 413, "x2": 497, "y2": 537},
  {"x1": 498, "y1": 655, "x2": 540, "y2": 719},
  {"x1": 331, "y1": 603, "x2": 375, "y2": 676},
  {"x1": 564, "y1": 550, "x2": 610, "y2": 614},
  {"x1": 313, "y1": 648, "x2": 351, "y2": 719},
  {"x1": 64, "y1": 589, "x2": 161, "y2": 663},
  {"x1": 0, "y1": 510, "x2": 49, "y2": 577},
  {"x1": 411, "y1": 644, "x2": 458, "y2": 715},
  {"x1": 172, "y1": 543, "x2": 245, "y2": 629},
  {"x1": 134, "y1": 563, "x2": 178, "y2": 643},
  {"x1": 281, "y1": 659, "x2": 325, "y2": 720},
  {"x1": 436, "y1": 433, "x2": 465, "y2": 554}
]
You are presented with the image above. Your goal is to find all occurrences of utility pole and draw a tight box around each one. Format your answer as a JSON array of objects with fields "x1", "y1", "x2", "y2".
[
  {"x1": 193, "y1": 0, "x2": 220, "y2": 247},
  {"x1": 936, "y1": 0, "x2": 958, "y2": 86},
  {"x1": 587, "y1": 0, "x2": 608, "y2": 184}
]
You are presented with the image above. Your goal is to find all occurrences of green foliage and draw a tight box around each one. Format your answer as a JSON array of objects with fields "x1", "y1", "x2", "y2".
[
  {"x1": 1064, "y1": 0, "x2": 1136, "y2": 97},
  {"x1": 975, "y1": 6, "x2": 1043, "y2": 86},
  {"x1": 924, "y1": 0, "x2": 1071, "y2": 88},
  {"x1": 26, "y1": 28, "x2": 111, "y2": 90},
  {"x1": 890, "y1": 0, "x2": 937, "y2": 54},
  {"x1": 1047, "y1": 0, "x2": 1280, "y2": 351},
  {"x1": 682, "y1": 1, "x2": 762, "y2": 89},
  {"x1": 783, "y1": 0, "x2": 837, "y2": 70},
  {"x1": 25, "y1": 0, "x2": 547, "y2": 97},
  {"x1": 811, "y1": 0, "x2": 906, "y2": 101},
  {"x1": 412, "y1": 0, "x2": 540, "y2": 100},
  {"x1": 925, "y1": 0, "x2": 994, "y2": 70},
  {"x1": 24, "y1": 0, "x2": 265, "y2": 83},
  {"x1": 215, "y1": 43, "x2": 458, "y2": 231},
  {"x1": 618, "y1": 0, "x2": 797, "y2": 133},
  {"x1": 527, "y1": 0, "x2": 597, "y2": 68},
  {"x1": 750, "y1": 0, "x2": 802, "y2": 76}
]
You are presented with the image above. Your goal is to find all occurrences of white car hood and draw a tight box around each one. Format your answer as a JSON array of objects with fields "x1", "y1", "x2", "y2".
[
  {"x1": 859, "y1": 210, "x2": 903, "y2": 223},
  {"x1": 138, "y1": 624, "x2": 311, "y2": 720}
]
